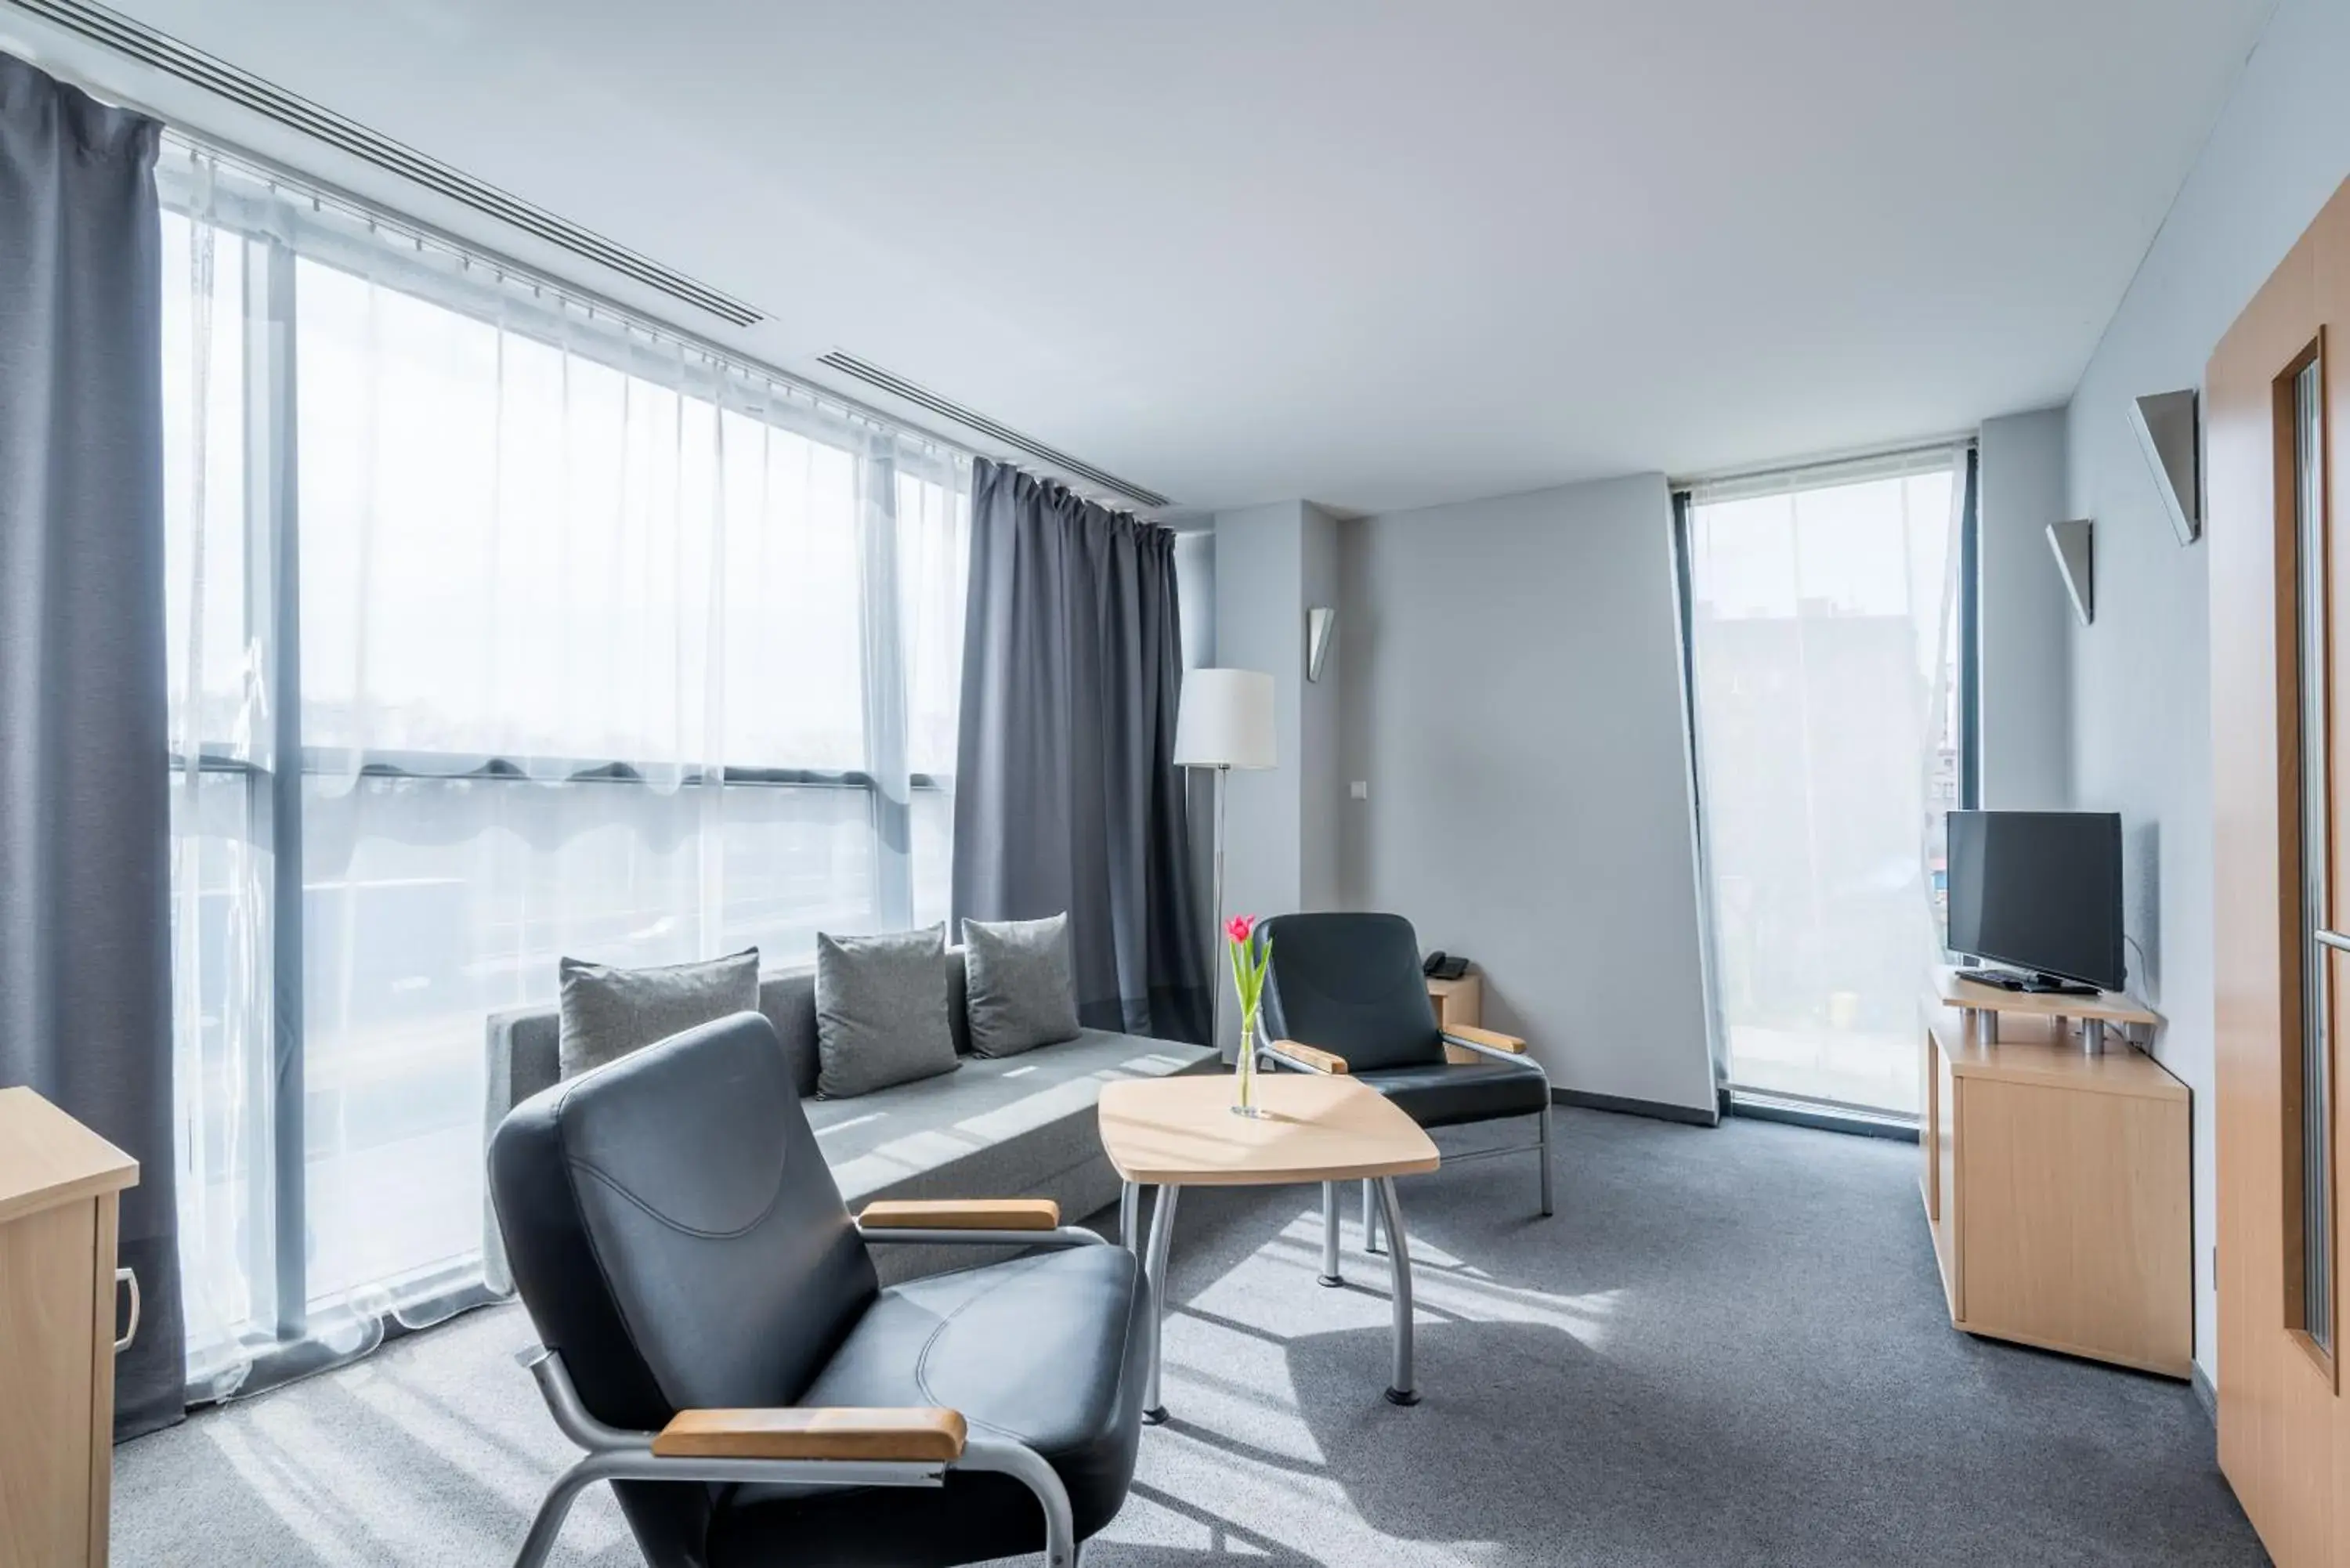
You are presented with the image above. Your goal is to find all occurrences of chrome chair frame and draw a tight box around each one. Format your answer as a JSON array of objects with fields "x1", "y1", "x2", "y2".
[
  {"x1": 512, "y1": 1223, "x2": 1112, "y2": 1568},
  {"x1": 1261, "y1": 1031, "x2": 1553, "y2": 1271}
]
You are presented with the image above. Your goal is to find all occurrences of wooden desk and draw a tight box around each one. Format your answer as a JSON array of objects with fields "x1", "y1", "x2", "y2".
[
  {"x1": 0, "y1": 1088, "x2": 139, "y2": 1566},
  {"x1": 1099, "y1": 1075, "x2": 1438, "y2": 1412},
  {"x1": 1921, "y1": 977, "x2": 2189, "y2": 1378}
]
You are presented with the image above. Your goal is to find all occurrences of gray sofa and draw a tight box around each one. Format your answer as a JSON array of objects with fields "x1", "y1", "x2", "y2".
[{"x1": 483, "y1": 949, "x2": 1217, "y2": 1286}]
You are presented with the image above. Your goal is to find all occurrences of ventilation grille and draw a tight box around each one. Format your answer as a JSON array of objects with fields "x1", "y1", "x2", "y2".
[
  {"x1": 14, "y1": 0, "x2": 763, "y2": 327},
  {"x1": 817, "y1": 351, "x2": 1170, "y2": 509}
]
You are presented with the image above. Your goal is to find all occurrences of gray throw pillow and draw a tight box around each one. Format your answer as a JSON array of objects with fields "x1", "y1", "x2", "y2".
[
  {"x1": 815, "y1": 925, "x2": 960, "y2": 1099},
  {"x1": 960, "y1": 913, "x2": 1082, "y2": 1058},
  {"x1": 558, "y1": 948, "x2": 760, "y2": 1081}
]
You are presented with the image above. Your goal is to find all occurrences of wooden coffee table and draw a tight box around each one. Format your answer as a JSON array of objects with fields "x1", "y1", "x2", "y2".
[{"x1": 1097, "y1": 1072, "x2": 1441, "y2": 1416}]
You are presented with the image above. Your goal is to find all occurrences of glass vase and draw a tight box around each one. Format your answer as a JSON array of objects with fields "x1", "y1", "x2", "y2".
[{"x1": 1234, "y1": 1014, "x2": 1264, "y2": 1118}]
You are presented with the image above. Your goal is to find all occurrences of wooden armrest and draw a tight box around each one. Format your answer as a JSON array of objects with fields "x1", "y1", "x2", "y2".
[
  {"x1": 1444, "y1": 1024, "x2": 1527, "y2": 1053},
  {"x1": 654, "y1": 1406, "x2": 967, "y2": 1462},
  {"x1": 1267, "y1": 1039, "x2": 1348, "y2": 1075},
  {"x1": 857, "y1": 1198, "x2": 1061, "y2": 1230}
]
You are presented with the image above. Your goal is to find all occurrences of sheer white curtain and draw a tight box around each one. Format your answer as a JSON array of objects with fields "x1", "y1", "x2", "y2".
[
  {"x1": 159, "y1": 144, "x2": 969, "y2": 1396},
  {"x1": 1683, "y1": 448, "x2": 1966, "y2": 1116},
  {"x1": 163, "y1": 165, "x2": 277, "y2": 1400}
]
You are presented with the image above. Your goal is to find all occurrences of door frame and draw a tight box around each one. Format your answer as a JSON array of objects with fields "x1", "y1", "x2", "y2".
[{"x1": 2210, "y1": 175, "x2": 2350, "y2": 1568}]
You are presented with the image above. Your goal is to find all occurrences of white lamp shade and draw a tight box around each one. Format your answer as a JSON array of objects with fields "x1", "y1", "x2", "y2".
[{"x1": 1174, "y1": 668, "x2": 1277, "y2": 770}]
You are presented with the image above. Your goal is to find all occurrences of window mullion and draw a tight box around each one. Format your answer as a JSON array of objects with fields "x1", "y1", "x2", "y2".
[
  {"x1": 858, "y1": 446, "x2": 913, "y2": 930},
  {"x1": 251, "y1": 234, "x2": 309, "y2": 1341}
]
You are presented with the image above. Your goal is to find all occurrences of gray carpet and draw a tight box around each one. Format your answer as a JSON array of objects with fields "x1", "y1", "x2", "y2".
[{"x1": 114, "y1": 1109, "x2": 2266, "y2": 1566}]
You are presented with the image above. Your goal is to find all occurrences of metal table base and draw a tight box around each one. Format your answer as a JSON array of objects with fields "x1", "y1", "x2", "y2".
[{"x1": 1122, "y1": 1174, "x2": 1420, "y2": 1418}]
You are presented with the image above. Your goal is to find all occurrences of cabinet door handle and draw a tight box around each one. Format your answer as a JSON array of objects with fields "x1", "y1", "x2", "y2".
[
  {"x1": 2318, "y1": 929, "x2": 2350, "y2": 954},
  {"x1": 115, "y1": 1266, "x2": 139, "y2": 1353}
]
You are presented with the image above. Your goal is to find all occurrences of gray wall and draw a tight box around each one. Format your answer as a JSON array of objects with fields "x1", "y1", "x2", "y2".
[
  {"x1": 1336, "y1": 474, "x2": 1716, "y2": 1114},
  {"x1": 1976, "y1": 409, "x2": 2073, "y2": 808},
  {"x1": 1208, "y1": 501, "x2": 1347, "y2": 1052},
  {"x1": 2063, "y1": 0, "x2": 2350, "y2": 1383},
  {"x1": 1213, "y1": 501, "x2": 1307, "y2": 933}
]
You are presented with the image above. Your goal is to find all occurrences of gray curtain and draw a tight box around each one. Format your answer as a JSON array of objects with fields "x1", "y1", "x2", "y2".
[
  {"x1": 0, "y1": 54, "x2": 184, "y2": 1435},
  {"x1": 953, "y1": 460, "x2": 1210, "y2": 1042}
]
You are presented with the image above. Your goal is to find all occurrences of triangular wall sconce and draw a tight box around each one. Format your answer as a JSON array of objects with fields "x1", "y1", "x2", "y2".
[
  {"x1": 1307, "y1": 606, "x2": 1337, "y2": 682},
  {"x1": 2129, "y1": 389, "x2": 2200, "y2": 545},
  {"x1": 2048, "y1": 518, "x2": 2095, "y2": 626}
]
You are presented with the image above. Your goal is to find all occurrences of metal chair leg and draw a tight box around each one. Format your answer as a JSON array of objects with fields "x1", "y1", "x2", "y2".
[
  {"x1": 1538, "y1": 1106, "x2": 1555, "y2": 1217},
  {"x1": 1363, "y1": 1177, "x2": 1383, "y2": 1254},
  {"x1": 1319, "y1": 1180, "x2": 1343, "y2": 1286},
  {"x1": 512, "y1": 1457, "x2": 600, "y2": 1568}
]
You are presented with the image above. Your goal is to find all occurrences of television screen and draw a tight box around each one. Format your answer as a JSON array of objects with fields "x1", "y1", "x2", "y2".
[{"x1": 1945, "y1": 810, "x2": 2125, "y2": 992}]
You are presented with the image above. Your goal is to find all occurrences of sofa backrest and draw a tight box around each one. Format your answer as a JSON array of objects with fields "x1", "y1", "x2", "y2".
[{"x1": 487, "y1": 947, "x2": 974, "y2": 1115}]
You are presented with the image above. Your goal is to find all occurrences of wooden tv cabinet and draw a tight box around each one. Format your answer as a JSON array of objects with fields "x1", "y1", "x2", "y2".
[{"x1": 1920, "y1": 969, "x2": 2189, "y2": 1378}]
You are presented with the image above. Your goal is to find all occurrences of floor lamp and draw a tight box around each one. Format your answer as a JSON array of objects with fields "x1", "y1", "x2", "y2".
[{"x1": 1173, "y1": 669, "x2": 1278, "y2": 1058}]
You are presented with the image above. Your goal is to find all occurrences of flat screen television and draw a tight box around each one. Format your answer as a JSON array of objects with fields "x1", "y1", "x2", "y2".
[{"x1": 1944, "y1": 810, "x2": 2125, "y2": 994}]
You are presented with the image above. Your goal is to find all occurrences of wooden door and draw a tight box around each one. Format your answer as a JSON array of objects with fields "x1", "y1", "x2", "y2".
[{"x1": 2211, "y1": 175, "x2": 2350, "y2": 1566}]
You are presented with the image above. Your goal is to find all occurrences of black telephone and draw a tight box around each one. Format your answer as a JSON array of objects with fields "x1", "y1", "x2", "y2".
[{"x1": 1422, "y1": 951, "x2": 1470, "y2": 981}]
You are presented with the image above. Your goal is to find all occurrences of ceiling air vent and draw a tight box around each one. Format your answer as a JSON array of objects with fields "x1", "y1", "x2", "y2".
[
  {"x1": 13, "y1": 0, "x2": 763, "y2": 328},
  {"x1": 817, "y1": 351, "x2": 1170, "y2": 510}
]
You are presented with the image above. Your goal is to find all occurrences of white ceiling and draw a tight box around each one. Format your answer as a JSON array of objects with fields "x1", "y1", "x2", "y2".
[{"x1": 11, "y1": 0, "x2": 2277, "y2": 513}]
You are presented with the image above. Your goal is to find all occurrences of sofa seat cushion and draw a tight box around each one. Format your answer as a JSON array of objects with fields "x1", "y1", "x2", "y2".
[
  {"x1": 805, "y1": 1029, "x2": 1212, "y2": 1208},
  {"x1": 1354, "y1": 1057, "x2": 1550, "y2": 1129},
  {"x1": 708, "y1": 1245, "x2": 1150, "y2": 1568}
]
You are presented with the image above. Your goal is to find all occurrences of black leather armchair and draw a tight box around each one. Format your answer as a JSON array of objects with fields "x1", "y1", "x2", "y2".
[
  {"x1": 489, "y1": 1011, "x2": 1149, "y2": 1568},
  {"x1": 1256, "y1": 912, "x2": 1553, "y2": 1280}
]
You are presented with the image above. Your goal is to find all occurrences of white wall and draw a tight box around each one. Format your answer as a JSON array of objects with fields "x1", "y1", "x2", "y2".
[
  {"x1": 2064, "y1": 0, "x2": 2350, "y2": 1383},
  {"x1": 1976, "y1": 409, "x2": 2073, "y2": 808},
  {"x1": 1335, "y1": 474, "x2": 1716, "y2": 1115}
]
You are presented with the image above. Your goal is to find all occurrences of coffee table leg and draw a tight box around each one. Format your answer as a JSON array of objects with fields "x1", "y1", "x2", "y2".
[
  {"x1": 1142, "y1": 1183, "x2": 1180, "y2": 1425},
  {"x1": 1362, "y1": 1178, "x2": 1383, "y2": 1255},
  {"x1": 1376, "y1": 1176, "x2": 1419, "y2": 1406},
  {"x1": 1318, "y1": 1181, "x2": 1343, "y2": 1286},
  {"x1": 1120, "y1": 1180, "x2": 1140, "y2": 1252}
]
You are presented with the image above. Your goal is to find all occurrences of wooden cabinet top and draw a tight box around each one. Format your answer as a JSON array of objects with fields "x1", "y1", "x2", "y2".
[
  {"x1": 1933, "y1": 966, "x2": 2161, "y2": 1028},
  {"x1": 1928, "y1": 1013, "x2": 2188, "y2": 1104},
  {"x1": 0, "y1": 1087, "x2": 137, "y2": 1226}
]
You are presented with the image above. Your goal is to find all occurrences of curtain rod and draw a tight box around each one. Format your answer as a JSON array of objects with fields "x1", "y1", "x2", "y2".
[
  {"x1": 7, "y1": 31, "x2": 993, "y2": 472},
  {"x1": 160, "y1": 130, "x2": 1000, "y2": 466}
]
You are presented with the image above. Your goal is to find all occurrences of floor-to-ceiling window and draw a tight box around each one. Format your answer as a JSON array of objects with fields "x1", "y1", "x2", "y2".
[
  {"x1": 161, "y1": 145, "x2": 969, "y2": 1397},
  {"x1": 1678, "y1": 448, "x2": 1973, "y2": 1118}
]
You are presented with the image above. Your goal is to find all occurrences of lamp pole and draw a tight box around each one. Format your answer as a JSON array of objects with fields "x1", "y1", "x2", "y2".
[{"x1": 1209, "y1": 762, "x2": 1228, "y2": 1061}]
